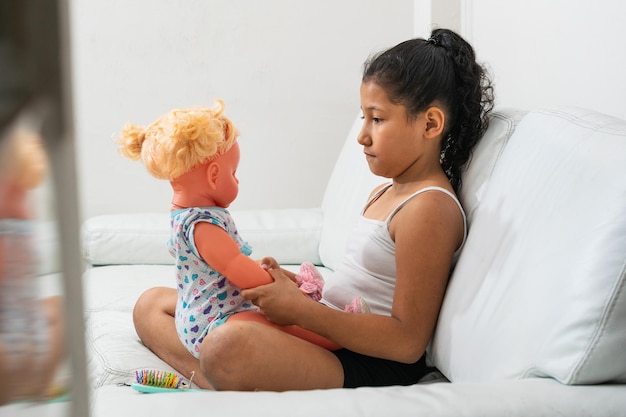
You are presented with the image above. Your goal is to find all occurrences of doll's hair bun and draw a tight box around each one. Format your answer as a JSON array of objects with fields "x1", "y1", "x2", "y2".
[
  {"x1": 116, "y1": 99, "x2": 238, "y2": 180},
  {"x1": 117, "y1": 123, "x2": 147, "y2": 161}
]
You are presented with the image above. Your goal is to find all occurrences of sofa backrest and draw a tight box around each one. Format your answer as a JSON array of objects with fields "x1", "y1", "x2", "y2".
[
  {"x1": 430, "y1": 107, "x2": 626, "y2": 385},
  {"x1": 457, "y1": 109, "x2": 527, "y2": 224},
  {"x1": 318, "y1": 117, "x2": 382, "y2": 271}
]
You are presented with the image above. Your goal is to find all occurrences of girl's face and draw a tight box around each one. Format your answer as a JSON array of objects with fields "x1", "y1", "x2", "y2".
[
  {"x1": 358, "y1": 81, "x2": 427, "y2": 180},
  {"x1": 213, "y1": 141, "x2": 240, "y2": 208}
]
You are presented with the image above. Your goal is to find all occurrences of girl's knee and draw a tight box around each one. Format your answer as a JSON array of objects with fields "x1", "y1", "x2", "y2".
[
  {"x1": 133, "y1": 287, "x2": 171, "y2": 321},
  {"x1": 133, "y1": 289, "x2": 154, "y2": 328},
  {"x1": 199, "y1": 321, "x2": 258, "y2": 391}
]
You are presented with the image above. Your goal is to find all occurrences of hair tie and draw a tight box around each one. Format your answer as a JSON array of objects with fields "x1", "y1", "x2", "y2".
[{"x1": 427, "y1": 36, "x2": 440, "y2": 46}]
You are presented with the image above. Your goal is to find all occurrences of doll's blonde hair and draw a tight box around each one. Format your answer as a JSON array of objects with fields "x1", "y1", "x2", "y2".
[{"x1": 117, "y1": 99, "x2": 238, "y2": 180}]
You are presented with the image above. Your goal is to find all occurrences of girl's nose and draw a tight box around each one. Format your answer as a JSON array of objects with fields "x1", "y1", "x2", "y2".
[{"x1": 356, "y1": 124, "x2": 370, "y2": 146}]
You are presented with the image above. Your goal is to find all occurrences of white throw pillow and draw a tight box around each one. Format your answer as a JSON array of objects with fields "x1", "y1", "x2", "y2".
[{"x1": 430, "y1": 107, "x2": 626, "y2": 384}]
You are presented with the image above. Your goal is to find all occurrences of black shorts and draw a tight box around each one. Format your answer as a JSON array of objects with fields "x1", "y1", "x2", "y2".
[{"x1": 331, "y1": 349, "x2": 432, "y2": 388}]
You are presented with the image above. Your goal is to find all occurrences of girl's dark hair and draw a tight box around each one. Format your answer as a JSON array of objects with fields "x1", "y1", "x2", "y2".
[{"x1": 362, "y1": 28, "x2": 494, "y2": 193}]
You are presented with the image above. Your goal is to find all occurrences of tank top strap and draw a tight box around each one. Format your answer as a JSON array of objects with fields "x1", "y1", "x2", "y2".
[
  {"x1": 362, "y1": 183, "x2": 393, "y2": 214},
  {"x1": 385, "y1": 186, "x2": 468, "y2": 250}
]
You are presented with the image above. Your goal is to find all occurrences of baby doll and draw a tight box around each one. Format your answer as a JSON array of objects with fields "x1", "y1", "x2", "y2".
[
  {"x1": 0, "y1": 126, "x2": 65, "y2": 404},
  {"x1": 117, "y1": 100, "x2": 366, "y2": 358}
]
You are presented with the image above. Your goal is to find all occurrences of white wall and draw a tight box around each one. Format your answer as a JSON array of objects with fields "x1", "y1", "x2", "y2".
[
  {"x1": 460, "y1": 0, "x2": 626, "y2": 120},
  {"x1": 69, "y1": 0, "x2": 414, "y2": 220},
  {"x1": 71, "y1": 0, "x2": 626, "y2": 220}
]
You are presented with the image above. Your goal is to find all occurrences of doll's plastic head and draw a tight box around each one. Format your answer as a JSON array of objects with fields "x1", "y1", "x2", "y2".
[
  {"x1": 117, "y1": 100, "x2": 238, "y2": 180},
  {"x1": 0, "y1": 127, "x2": 48, "y2": 190}
]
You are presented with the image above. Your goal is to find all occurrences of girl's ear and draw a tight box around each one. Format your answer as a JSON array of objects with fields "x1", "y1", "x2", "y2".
[
  {"x1": 424, "y1": 106, "x2": 445, "y2": 139},
  {"x1": 206, "y1": 161, "x2": 221, "y2": 189}
]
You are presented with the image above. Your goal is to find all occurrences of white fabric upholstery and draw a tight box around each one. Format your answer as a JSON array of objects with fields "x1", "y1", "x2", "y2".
[
  {"x1": 80, "y1": 107, "x2": 626, "y2": 416},
  {"x1": 431, "y1": 107, "x2": 626, "y2": 384},
  {"x1": 90, "y1": 378, "x2": 626, "y2": 417},
  {"x1": 458, "y1": 109, "x2": 526, "y2": 224},
  {"x1": 82, "y1": 214, "x2": 171, "y2": 266},
  {"x1": 84, "y1": 265, "x2": 177, "y2": 388}
]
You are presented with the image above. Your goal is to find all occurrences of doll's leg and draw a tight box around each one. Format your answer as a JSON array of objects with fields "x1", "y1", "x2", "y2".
[{"x1": 227, "y1": 310, "x2": 341, "y2": 351}]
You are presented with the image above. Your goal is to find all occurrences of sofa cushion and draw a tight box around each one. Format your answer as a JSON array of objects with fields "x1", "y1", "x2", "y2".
[
  {"x1": 83, "y1": 264, "x2": 176, "y2": 388},
  {"x1": 90, "y1": 377, "x2": 626, "y2": 417},
  {"x1": 430, "y1": 107, "x2": 626, "y2": 384}
]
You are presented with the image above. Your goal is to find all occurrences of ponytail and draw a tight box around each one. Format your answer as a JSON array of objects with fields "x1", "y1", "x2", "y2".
[{"x1": 430, "y1": 28, "x2": 494, "y2": 192}]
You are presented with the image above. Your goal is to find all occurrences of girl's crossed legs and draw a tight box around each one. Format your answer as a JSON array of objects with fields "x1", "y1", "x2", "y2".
[{"x1": 132, "y1": 286, "x2": 344, "y2": 391}]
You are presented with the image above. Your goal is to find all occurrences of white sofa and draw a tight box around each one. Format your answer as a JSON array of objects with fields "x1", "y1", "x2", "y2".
[{"x1": 81, "y1": 107, "x2": 626, "y2": 416}]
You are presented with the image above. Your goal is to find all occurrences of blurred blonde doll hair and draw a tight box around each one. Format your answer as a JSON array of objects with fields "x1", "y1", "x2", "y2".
[{"x1": 117, "y1": 99, "x2": 238, "y2": 180}]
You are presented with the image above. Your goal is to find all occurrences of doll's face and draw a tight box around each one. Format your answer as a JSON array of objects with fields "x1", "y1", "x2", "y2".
[{"x1": 212, "y1": 141, "x2": 240, "y2": 208}]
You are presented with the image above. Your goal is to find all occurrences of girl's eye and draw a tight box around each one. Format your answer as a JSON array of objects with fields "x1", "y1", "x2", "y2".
[{"x1": 359, "y1": 115, "x2": 382, "y2": 123}]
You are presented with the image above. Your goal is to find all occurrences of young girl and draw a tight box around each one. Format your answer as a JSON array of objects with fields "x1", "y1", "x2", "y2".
[
  {"x1": 117, "y1": 102, "x2": 365, "y2": 360},
  {"x1": 132, "y1": 28, "x2": 494, "y2": 390}
]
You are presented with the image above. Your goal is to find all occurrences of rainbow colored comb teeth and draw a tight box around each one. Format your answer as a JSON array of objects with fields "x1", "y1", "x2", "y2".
[{"x1": 131, "y1": 369, "x2": 201, "y2": 393}]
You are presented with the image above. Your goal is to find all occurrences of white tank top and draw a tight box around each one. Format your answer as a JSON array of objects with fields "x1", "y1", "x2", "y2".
[{"x1": 321, "y1": 185, "x2": 467, "y2": 315}]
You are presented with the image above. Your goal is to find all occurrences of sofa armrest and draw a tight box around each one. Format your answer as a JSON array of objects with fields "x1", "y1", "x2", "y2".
[{"x1": 82, "y1": 209, "x2": 323, "y2": 267}]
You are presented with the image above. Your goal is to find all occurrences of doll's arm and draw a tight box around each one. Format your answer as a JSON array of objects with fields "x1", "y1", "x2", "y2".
[{"x1": 194, "y1": 222, "x2": 273, "y2": 289}]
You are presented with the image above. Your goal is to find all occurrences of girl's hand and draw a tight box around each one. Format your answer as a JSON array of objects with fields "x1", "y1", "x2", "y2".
[
  {"x1": 258, "y1": 257, "x2": 298, "y2": 284},
  {"x1": 258, "y1": 256, "x2": 280, "y2": 271},
  {"x1": 241, "y1": 266, "x2": 309, "y2": 326}
]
